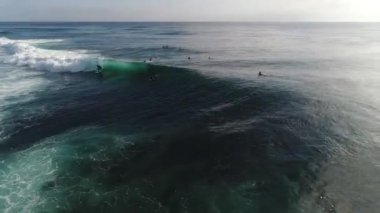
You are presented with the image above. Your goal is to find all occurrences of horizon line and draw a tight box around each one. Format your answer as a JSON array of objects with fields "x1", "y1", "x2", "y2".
[{"x1": 0, "y1": 21, "x2": 380, "y2": 23}]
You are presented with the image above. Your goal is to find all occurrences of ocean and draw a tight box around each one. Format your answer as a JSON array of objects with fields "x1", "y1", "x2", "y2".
[{"x1": 0, "y1": 22, "x2": 379, "y2": 213}]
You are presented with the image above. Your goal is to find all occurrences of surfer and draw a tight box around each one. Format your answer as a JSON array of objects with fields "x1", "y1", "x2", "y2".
[
  {"x1": 95, "y1": 64, "x2": 103, "y2": 78},
  {"x1": 258, "y1": 72, "x2": 270, "y2": 77},
  {"x1": 258, "y1": 71, "x2": 267, "y2": 77},
  {"x1": 188, "y1": 56, "x2": 191, "y2": 60},
  {"x1": 149, "y1": 74, "x2": 159, "y2": 81},
  {"x1": 96, "y1": 64, "x2": 102, "y2": 73}
]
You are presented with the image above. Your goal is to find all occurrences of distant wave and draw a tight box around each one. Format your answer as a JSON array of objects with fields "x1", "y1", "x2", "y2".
[
  {"x1": 0, "y1": 37, "x2": 98, "y2": 72},
  {"x1": 0, "y1": 31, "x2": 11, "y2": 36},
  {"x1": 105, "y1": 46, "x2": 202, "y2": 58},
  {"x1": 155, "y1": 31, "x2": 194, "y2": 36}
]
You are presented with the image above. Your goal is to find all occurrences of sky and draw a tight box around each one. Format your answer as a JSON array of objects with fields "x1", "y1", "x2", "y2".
[{"x1": 0, "y1": 0, "x2": 380, "y2": 22}]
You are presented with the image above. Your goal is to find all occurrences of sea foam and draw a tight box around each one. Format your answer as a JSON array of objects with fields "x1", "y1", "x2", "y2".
[{"x1": 0, "y1": 37, "x2": 98, "y2": 72}]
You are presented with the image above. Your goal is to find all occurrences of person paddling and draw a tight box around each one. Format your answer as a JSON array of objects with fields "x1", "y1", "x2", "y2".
[{"x1": 258, "y1": 71, "x2": 267, "y2": 77}]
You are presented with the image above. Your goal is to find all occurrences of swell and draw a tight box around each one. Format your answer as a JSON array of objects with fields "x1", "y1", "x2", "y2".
[
  {"x1": 0, "y1": 37, "x2": 192, "y2": 77},
  {"x1": 0, "y1": 48, "x2": 343, "y2": 212},
  {"x1": 0, "y1": 31, "x2": 11, "y2": 36},
  {"x1": 0, "y1": 62, "x2": 334, "y2": 211},
  {"x1": 106, "y1": 46, "x2": 202, "y2": 56},
  {"x1": 0, "y1": 64, "x2": 203, "y2": 151}
]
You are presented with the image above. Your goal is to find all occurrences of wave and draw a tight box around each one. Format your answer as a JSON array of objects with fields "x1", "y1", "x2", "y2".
[
  {"x1": 0, "y1": 37, "x2": 98, "y2": 72},
  {"x1": 0, "y1": 37, "x2": 181, "y2": 76},
  {"x1": 0, "y1": 31, "x2": 11, "y2": 36},
  {"x1": 155, "y1": 31, "x2": 194, "y2": 36}
]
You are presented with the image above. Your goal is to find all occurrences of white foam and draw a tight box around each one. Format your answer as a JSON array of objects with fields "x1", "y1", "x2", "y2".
[
  {"x1": 0, "y1": 141, "x2": 58, "y2": 213},
  {"x1": 0, "y1": 65, "x2": 53, "y2": 142},
  {"x1": 0, "y1": 127, "x2": 135, "y2": 212},
  {"x1": 0, "y1": 37, "x2": 98, "y2": 72}
]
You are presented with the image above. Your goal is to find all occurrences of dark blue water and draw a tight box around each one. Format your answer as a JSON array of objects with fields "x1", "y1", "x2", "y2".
[{"x1": 0, "y1": 22, "x2": 379, "y2": 213}]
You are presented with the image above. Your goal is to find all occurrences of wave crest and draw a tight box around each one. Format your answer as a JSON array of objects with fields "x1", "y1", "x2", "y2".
[{"x1": 0, "y1": 37, "x2": 98, "y2": 72}]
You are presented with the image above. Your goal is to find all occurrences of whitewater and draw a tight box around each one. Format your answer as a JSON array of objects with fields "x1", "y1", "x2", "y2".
[{"x1": 0, "y1": 37, "x2": 99, "y2": 72}]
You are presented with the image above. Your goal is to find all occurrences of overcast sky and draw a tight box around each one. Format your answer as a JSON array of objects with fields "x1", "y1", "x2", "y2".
[{"x1": 0, "y1": 0, "x2": 380, "y2": 22}]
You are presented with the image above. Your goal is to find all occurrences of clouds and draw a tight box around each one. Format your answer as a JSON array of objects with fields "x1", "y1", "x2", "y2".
[{"x1": 0, "y1": 0, "x2": 379, "y2": 22}]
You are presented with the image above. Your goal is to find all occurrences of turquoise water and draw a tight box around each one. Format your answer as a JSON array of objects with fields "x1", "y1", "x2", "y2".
[{"x1": 0, "y1": 23, "x2": 380, "y2": 212}]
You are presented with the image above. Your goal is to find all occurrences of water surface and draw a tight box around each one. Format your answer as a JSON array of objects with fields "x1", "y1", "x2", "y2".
[{"x1": 0, "y1": 22, "x2": 379, "y2": 213}]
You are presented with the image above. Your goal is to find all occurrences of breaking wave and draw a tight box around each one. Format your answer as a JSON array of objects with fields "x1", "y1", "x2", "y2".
[{"x1": 0, "y1": 37, "x2": 98, "y2": 72}]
